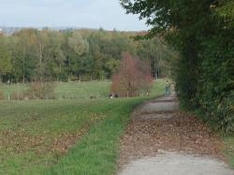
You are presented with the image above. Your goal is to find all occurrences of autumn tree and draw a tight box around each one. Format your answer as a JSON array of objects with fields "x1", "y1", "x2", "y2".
[{"x1": 111, "y1": 52, "x2": 153, "y2": 97}]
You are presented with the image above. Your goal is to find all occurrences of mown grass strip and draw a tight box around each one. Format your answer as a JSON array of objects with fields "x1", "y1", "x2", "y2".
[{"x1": 45, "y1": 98, "x2": 146, "y2": 175}]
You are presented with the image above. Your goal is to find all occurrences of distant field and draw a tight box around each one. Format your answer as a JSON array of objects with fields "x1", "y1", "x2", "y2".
[
  {"x1": 55, "y1": 81, "x2": 112, "y2": 99},
  {"x1": 0, "y1": 80, "x2": 166, "y2": 175},
  {"x1": 0, "y1": 81, "x2": 111, "y2": 100},
  {"x1": 0, "y1": 80, "x2": 165, "y2": 100}
]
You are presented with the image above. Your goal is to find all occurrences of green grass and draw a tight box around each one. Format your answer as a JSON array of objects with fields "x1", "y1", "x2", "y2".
[
  {"x1": 223, "y1": 136, "x2": 234, "y2": 168},
  {"x1": 0, "y1": 100, "x2": 104, "y2": 175},
  {"x1": 0, "y1": 83, "x2": 28, "y2": 100},
  {"x1": 55, "y1": 81, "x2": 111, "y2": 99},
  {"x1": 0, "y1": 80, "x2": 165, "y2": 175},
  {"x1": 0, "y1": 81, "x2": 111, "y2": 100},
  {"x1": 45, "y1": 98, "x2": 145, "y2": 175},
  {"x1": 0, "y1": 80, "x2": 165, "y2": 100}
]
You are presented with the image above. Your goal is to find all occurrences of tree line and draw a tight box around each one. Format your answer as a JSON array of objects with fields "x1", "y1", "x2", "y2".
[
  {"x1": 120, "y1": 0, "x2": 234, "y2": 132},
  {"x1": 0, "y1": 28, "x2": 175, "y2": 83}
]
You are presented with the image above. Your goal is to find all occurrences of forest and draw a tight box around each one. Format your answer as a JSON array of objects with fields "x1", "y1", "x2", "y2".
[{"x1": 0, "y1": 28, "x2": 175, "y2": 83}]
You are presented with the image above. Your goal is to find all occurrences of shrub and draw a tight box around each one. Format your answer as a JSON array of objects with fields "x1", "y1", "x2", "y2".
[
  {"x1": 26, "y1": 81, "x2": 56, "y2": 99},
  {"x1": 10, "y1": 91, "x2": 24, "y2": 100},
  {"x1": 0, "y1": 90, "x2": 4, "y2": 100},
  {"x1": 196, "y1": 31, "x2": 234, "y2": 133},
  {"x1": 111, "y1": 52, "x2": 153, "y2": 97}
]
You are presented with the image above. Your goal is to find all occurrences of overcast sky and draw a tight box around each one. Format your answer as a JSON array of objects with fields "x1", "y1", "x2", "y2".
[{"x1": 0, "y1": 0, "x2": 148, "y2": 31}]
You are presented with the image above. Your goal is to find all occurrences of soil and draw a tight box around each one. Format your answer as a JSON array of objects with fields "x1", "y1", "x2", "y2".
[{"x1": 117, "y1": 95, "x2": 234, "y2": 175}]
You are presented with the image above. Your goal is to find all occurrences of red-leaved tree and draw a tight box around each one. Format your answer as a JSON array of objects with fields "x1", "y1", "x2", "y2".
[{"x1": 111, "y1": 52, "x2": 153, "y2": 97}]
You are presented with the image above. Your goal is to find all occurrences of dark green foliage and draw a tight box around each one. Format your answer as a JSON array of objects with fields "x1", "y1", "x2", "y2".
[
  {"x1": 0, "y1": 38, "x2": 12, "y2": 80},
  {"x1": 120, "y1": 0, "x2": 234, "y2": 132},
  {"x1": 197, "y1": 28, "x2": 234, "y2": 132}
]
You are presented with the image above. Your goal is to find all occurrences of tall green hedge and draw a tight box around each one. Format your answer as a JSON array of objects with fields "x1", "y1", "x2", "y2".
[{"x1": 197, "y1": 28, "x2": 234, "y2": 132}]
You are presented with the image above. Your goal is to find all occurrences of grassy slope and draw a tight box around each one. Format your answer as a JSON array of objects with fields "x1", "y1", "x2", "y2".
[{"x1": 0, "y1": 80, "x2": 165, "y2": 175}]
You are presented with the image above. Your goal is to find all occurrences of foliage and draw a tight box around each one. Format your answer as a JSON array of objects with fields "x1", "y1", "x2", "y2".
[
  {"x1": 0, "y1": 29, "x2": 174, "y2": 82},
  {"x1": 0, "y1": 38, "x2": 12, "y2": 81},
  {"x1": 111, "y1": 52, "x2": 153, "y2": 97},
  {"x1": 120, "y1": 0, "x2": 234, "y2": 133},
  {"x1": 136, "y1": 37, "x2": 176, "y2": 78},
  {"x1": 197, "y1": 33, "x2": 234, "y2": 132}
]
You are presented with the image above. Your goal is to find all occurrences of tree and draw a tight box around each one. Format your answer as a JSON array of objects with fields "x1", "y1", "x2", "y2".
[
  {"x1": 0, "y1": 39, "x2": 12, "y2": 82},
  {"x1": 67, "y1": 31, "x2": 89, "y2": 80},
  {"x1": 11, "y1": 29, "x2": 38, "y2": 82},
  {"x1": 47, "y1": 31, "x2": 66, "y2": 81},
  {"x1": 120, "y1": 0, "x2": 234, "y2": 132},
  {"x1": 111, "y1": 52, "x2": 153, "y2": 97},
  {"x1": 137, "y1": 37, "x2": 176, "y2": 79}
]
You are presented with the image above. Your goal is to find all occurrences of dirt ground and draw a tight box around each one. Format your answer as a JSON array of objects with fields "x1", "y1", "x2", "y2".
[{"x1": 117, "y1": 95, "x2": 234, "y2": 175}]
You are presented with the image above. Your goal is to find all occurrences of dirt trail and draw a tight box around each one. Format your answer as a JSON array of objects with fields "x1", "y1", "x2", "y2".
[{"x1": 118, "y1": 95, "x2": 234, "y2": 175}]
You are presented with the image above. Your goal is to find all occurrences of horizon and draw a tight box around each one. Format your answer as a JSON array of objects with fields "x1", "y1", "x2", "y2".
[{"x1": 0, "y1": 0, "x2": 149, "y2": 32}]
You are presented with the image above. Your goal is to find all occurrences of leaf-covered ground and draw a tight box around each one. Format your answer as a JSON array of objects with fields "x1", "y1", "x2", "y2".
[{"x1": 118, "y1": 97, "x2": 227, "y2": 169}]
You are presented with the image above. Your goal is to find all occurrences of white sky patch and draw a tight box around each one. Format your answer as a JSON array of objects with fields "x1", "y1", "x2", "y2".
[{"x1": 0, "y1": 0, "x2": 148, "y2": 31}]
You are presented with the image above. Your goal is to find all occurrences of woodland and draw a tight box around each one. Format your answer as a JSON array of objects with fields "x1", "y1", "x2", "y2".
[{"x1": 0, "y1": 28, "x2": 174, "y2": 83}]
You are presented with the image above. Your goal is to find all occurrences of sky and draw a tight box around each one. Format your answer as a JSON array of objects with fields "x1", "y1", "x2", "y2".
[{"x1": 0, "y1": 0, "x2": 149, "y2": 31}]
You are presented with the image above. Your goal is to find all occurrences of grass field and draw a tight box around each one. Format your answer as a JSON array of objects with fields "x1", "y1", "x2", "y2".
[
  {"x1": 0, "y1": 80, "x2": 165, "y2": 175},
  {"x1": 1, "y1": 80, "x2": 233, "y2": 174},
  {"x1": 0, "y1": 80, "x2": 165, "y2": 100},
  {"x1": 0, "y1": 81, "x2": 111, "y2": 100}
]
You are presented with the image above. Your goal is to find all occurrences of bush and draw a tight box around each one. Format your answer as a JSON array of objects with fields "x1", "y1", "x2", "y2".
[
  {"x1": 10, "y1": 91, "x2": 24, "y2": 100},
  {"x1": 111, "y1": 52, "x2": 153, "y2": 97},
  {"x1": 26, "y1": 82, "x2": 56, "y2": 99},
  {"x1": 196, "y1": 31, "x2": 234, "y2": 133},
  {"x1": 0, "y1": 90, "x2": 5, "y2": 100}
]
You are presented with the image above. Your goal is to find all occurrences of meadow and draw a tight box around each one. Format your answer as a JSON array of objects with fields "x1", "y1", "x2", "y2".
[
  {"x1": 0, "y1": 81, "x2": 112, "y2": 100},
  {"x1": 0, "y1": 80, "x2": 165, "y2": 175},
  {"x1": 1, "y1": 80, "x2": 233, "y2": 175}
]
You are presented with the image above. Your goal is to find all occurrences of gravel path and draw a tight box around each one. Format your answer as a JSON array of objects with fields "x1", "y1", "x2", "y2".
[{"x1": 118, "y1": 95, "x2": 234, "y2": 175}]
